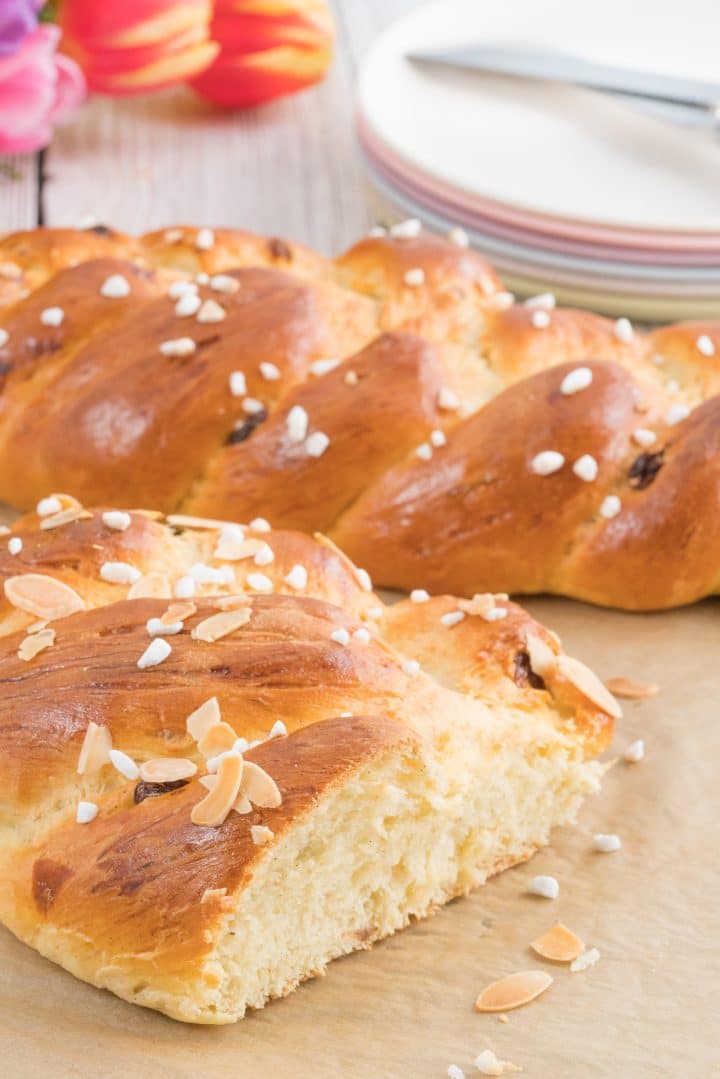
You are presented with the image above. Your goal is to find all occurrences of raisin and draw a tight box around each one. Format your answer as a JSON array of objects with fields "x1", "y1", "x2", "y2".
[
  {"x1": 513, "y1": 650, "x2": 545, "y2": 690},
  {"x1": 268, "y1": 237, "x2": 292, "y2": 261},
  {"x1": 226, "y1": 408, "x2": 267, "y2": 444},
  {"x1": 629, "y1": 450, "x2": 664, "y2": 490},
  {"x1": 134, "y1": 778, "x2": 189, "y2": 804}
]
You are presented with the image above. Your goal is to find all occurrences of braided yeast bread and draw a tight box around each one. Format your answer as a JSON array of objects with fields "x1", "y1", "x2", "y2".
[
  {"x1": 1, "y1": 224, "x2": 717, "y2": 609},
  {"x1": 0, "y1": 504, "x2": 615, "y2": 1022}
]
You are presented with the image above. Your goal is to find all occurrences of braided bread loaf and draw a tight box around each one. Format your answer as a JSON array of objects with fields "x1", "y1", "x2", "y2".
[
  {"x1": 0, "y1": 502, "x2": 616, "y2": 1022},
  {"x1": 0, "y1": 224, "x2": 718, "y2": 609}
]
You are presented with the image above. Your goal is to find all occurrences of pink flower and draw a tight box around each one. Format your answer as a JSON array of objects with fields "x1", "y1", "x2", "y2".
[
  {"x1": 0, "y1": 24, "x2": 86, "y2": 153},
  {"x1": 59, "y1": 0, "x2": 219, "y2": 96}
]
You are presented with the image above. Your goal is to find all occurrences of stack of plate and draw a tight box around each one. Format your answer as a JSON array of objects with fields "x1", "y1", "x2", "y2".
[{"x1": 357, "y1": 0, "x2": 720, "y2": 320}]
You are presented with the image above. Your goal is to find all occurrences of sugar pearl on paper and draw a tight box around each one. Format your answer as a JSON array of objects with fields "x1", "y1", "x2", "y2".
[{"x1": 528, "y1": 874, "x2": 559, "y2": 898}]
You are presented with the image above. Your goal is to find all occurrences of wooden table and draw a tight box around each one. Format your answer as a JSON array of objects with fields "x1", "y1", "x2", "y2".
[{"x1": 0, "y1": 1, "x2": 416, "y2": 253}]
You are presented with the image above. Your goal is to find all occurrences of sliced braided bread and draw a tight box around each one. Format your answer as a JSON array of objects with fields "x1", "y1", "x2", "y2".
[
  {"x1": 0, "y1": 224, "x2": 717, "y2": 608},
  {"x1": 0, "y1": 503, "x2": 615, "y2": 1022}
]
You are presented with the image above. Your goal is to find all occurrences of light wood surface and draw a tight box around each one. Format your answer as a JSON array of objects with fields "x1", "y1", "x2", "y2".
[{"x1": 0, "y1": 0, "x2": 416, "y2": 252}]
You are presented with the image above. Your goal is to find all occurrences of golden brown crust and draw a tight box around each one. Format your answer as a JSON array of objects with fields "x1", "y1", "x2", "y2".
[
  {"x1": 7, "y1": 715, "x2": 416, "y2": 986},
  {"x1": 2, "y1": 224, "x2": 715, "y2": 608}
]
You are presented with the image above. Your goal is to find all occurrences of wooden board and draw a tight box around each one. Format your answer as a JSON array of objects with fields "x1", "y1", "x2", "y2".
[{"x1": 2, "y1": 596, "x2": 718, "y2": 1077}]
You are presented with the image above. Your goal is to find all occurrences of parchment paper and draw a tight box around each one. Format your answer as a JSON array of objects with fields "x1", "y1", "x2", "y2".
[{"x1": 1, "y1": 566, "x2": 717, "y2": 1076}]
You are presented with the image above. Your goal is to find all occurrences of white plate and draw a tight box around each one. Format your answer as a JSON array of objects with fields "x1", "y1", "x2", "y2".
[{"x1": 358, "y1": 0, "x2": 720, "y2": 234}]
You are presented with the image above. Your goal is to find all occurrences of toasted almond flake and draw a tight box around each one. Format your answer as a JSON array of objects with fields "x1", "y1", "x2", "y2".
[
  {"x1": 458, "y1": 593, "x2": 496, "y2": 618},
  {"x1": 570, "y1": 947, "x2": 600, "y2": 973},
  {"x1": 525, "y1": 632, "x2": 556, "y2": 677},
  {"x1": 160, "y1": 601, "x2": 196, "y2": 625},
  {"x1": 475, "y1": 970, "x2": 553, "y2": 1013},
  {"x1": 239, "y1": 759, "x2": 282, "y2": 808},
  {"x1": 250, "y1": 824, "x2": 274, "y2": 845},
  {"x1": 474, "y1": 1049, "x2": 522, "y2": 1075},
  {"x1": 139, "y1": 757, "x2": 197, "y2": 783},
  {"x1": 128, "y1": 508, "x2": 163, "y2": 520},
  {"x1": 77, "y1": 721, "x2": 113, "y2": 775},
  {"x1": 186, "y1": 697, "x2": 221, "y2": 740},
  {"x1": 214, "y1": 536, "x2": 264, "y2": 561},
  {"x1": 556, "y1": 655, "x2": 622, "y2": 718},
  {"x1": 109, "y1": 748, "x2": 139, "y2": 780},
  {"x1": 4, "y1": 573, "x2": 84, "y2": 621},
  {"x1": 530, "y1": 923, "x2": 585, "y2": 963},
  {"x1": 40, "y1": 507, "x2": 92, "y2": 530},
  {"x1": 147, "y1": 616, "x2": 182, "y2": 637},
  {"x1": 166, "y1": 512, "x2": 229, "y2": 531},
  {"x1": 198, "y1": 721, "x2": 238, "y2": 759},
  {"x1": 604, "y1": 676, "x2": 659, "y2": 699},
  {"x1": 200, "y1": 886, "x2": 228, "y2": 904},
  {"x1": 18, "y1": 627, "x2": 55, "y2": 661},
  {"x1": 128, "y1": 572, "x2": 172, "y2": 599},
  {"x1": 192, "y1": 607, "x2": 252, "y2": 642},
  {"x1": 191, "y1": 754, "x2": 244, "y2": 827}
]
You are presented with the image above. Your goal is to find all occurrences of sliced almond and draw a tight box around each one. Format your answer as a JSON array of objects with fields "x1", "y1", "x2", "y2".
[
  {"x1": 77, "y1": 721, "x2": 113, "y2": 775},
  {"x1": 250, "y1": 824, "x2": 274, "y2": 845},
  {"x1": 233, "y1": 793, "x2": 253, "y2": 814},
  {"x1": 166, "y1": 514, "x2": 232, "y2": 530},
  {"x1": 4, "y1": 573, "x2": 85, "y2": 621},
  {"x1": 556, "y1": 655, "x2": 622, "y2": 718},
  {"x1": 211, "y1": 595, "x2": 257, "y2": 610},
  {"x1": 459, "y1": 593, "x2": 497, "y2": 618},
  {"x1": 475, "y1": 970, "x2": 553, "y2": 1013},
  {"x1": 213, "y1": 537, "x2": 265, "y2": 561},
  {"x1": 198, "y1": 721, "x2": 237, "y2": 759},
  {"x1": 530, "y1": 923, "x2": 585, "y2": 963},
  {"x1": 191, "y1": 754, "x2": 243, "y2": 827},
  {"x1": 18, "y1": 627, "x2": 55, "y2": 662},
  {"x1": 129, "y1": 509, "x2": 164, "y2": 520},
  {"x1": 47, "y1": 493, "x2": 83, "y2": 512},
  {"x1": 605, "y1": 676, "x2": 659, "y2": 700},
  {"x1": 525, "y1": 632, "x2": 557, "y2": 678},
  {"x1": 127, "y1": 572, "x2": 172, "y2": 599},
  {"x1": 160, "y1": 601, "x2": 196, "y2": 625},
  {"x1": 239, "y1": 760, "x2": 282, "y2": 809},
  {"x1": 40, "y1": 507, "x2": 92, "y2": 530},
  {"x1": 199, "y1": 774, "x2": 216, "y2": 792},
  {"x1": 191, "y1": 607, "x2": 251, "y2": 642},
  {"x1": 186, "y1": 697, "x2": 221, "y2": 740},
  {"x1": 139, "y1": 757, "x2": 197, "y2": 783}
]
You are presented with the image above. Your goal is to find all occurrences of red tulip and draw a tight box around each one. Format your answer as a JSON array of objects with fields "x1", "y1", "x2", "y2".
[
  {"x1": 59, "y1": 0, "x2": 219, "y2": 95},
  {"x1": 190, "y1": 0, "x2": 334, "y2": 108}
]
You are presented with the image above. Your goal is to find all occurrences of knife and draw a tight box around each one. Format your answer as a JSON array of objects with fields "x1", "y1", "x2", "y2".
[{"x1": 407, "y1": 45, "x2": 720, "y2": 130}]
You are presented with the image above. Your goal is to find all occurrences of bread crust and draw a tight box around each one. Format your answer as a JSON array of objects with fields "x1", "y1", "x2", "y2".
[{"x1": 2, "y1": 224, "x2": 713, "y2": 608}]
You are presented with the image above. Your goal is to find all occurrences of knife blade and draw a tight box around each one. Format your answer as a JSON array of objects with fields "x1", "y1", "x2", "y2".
[{"x1": 407, "y1": 44, "x2": 720, "y2": 116}]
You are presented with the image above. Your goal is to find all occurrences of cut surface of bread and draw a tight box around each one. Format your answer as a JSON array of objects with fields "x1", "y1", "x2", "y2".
[
  {"x1": 0, "y1": 505, "x2": 616, "y2": 1022},
  {"x1": 0, "y1": 225, "x2": 718, "y2": 608}
]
